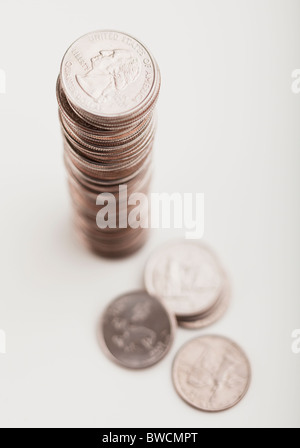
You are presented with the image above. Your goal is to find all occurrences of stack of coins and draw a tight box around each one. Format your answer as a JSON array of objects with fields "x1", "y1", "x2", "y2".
[
  {"x1": 57, "y1": 30, "x2": 161, "y2": 257},
  {"x1": 144, "y1": 241, "x2": 230, "y2": 328}
]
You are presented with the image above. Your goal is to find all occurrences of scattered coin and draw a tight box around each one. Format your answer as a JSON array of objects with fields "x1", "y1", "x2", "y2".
[
  {"x1": 99, "y1": 242, "x2": 252, "y2": 410},
  {"x1": 144, "y1": 240, "x2": 229, "y2": 327},
  {"x1": 177, "y1": 278, "x2": 231, "y2": 330},
  {"x1": 57, "y1": 30, "x2": 161, "y2": 257},
  {"x1": 99, "y1": 291, "x2": 176, "y2": 369},
  {"x1": 172, "y1": 335, "x2": 251, "y2": 412}
]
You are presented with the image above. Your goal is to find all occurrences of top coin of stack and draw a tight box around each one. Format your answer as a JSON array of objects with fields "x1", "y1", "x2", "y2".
[{"x1": 57, "y1": 31, "x2": 161, "y2": 257}]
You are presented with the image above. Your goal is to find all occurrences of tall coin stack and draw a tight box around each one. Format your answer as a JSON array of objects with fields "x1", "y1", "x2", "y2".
[{"x1": 57, "y1": 30, "x2": 161, "y2": 257}]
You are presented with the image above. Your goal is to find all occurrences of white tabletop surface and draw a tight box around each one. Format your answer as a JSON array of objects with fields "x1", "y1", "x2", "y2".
[{"x1": 0, "y1": 0, "x2": 299, "y2": 428}]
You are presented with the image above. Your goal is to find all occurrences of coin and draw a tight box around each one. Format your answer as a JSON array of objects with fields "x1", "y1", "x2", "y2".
[
  {"x1": 172, "y1": 335, "x2": 251, "y2": 412},
  {"x1": 99, "y1": 291, "x2": 176, "y2": 369},
  {"x1": 57, "y1": 31, "x2": 161, "y2": 257},
  {"x1": 60, "y1": 30, "x2": 160, "y2": 127},
  {"x1": 144, "y1": 241, "x2": 226, "y2": 318},
  {"x1": 177, "y1": 279, "x2": 231, "y2": 329}
]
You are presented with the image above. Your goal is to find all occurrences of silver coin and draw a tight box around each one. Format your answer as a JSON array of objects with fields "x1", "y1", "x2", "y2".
[
  {"x1": 99, "y1": 291, "x2": 176, "y2": 369},
  {"x1": 144, "y1": 241, "x2": 225, "y2": 318},
  {"x1": 57, "y1": 31, "x2": 160, "y2": 258},
  {"x1": 172, "y1": 335, "x2": 251, "y2": 412},
  {"x1": 60, "y1": 30, "x2": 159, "y2": 122},
  {"x1": 177, "y1": 279, "x2": 231, "y2": 329}
]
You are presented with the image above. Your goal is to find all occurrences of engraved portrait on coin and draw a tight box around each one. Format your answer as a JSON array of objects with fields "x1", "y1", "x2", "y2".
[
  {"x1": 60, "y1": 30, "x2": 158, "y2": 118},
  {"x1": 76, "y1": 49, "x2": 141, "y2": 105}
]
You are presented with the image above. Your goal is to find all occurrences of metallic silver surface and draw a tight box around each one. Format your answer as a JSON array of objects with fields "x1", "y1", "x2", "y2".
[
  {"x1": 60, "y1": 30, "x2": 159, "y2": 125},
  {"x1": 172, "y1": 336, "x2": 251, "y2": 412},
  {"x1": 145, "y1": 241, "x2": 225, "y2": 317},
  {"x1": 177, "y1": 279, "x2": 231, "y2": 329},
  {"x1": 57, "y1": 31, "x2": 160, "y2": 258},
  {"x1": 100, "y1": 291, "x2": 176, "y2": 369}
]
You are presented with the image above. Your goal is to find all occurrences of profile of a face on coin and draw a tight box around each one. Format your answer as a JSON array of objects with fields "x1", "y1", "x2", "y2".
[
  {"x1": 76, "y1": 49, "x2": 141, "y2": 105},
  {"x1": 100, "y1": 291, "x2": 176, "y2": 369},
  {"x1": 61, "y1": 30, "x2": 158, "y2": 119}
]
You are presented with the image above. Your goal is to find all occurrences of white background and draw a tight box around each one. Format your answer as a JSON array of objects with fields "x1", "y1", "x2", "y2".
[{"x1": 0, "y1": 0, "x2": 299, "y2": 429}]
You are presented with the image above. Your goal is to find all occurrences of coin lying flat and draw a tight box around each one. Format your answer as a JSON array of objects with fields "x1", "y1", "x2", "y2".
[
  {"x1": 100, "y1": 291, "x2": 176, "y2": 369},
  {"x1": 172, "y1": 336, "x2": 251, "y2": 412},
  {"x1": 177, "y1": 279, "x2": 231, "y2": 329},
  {"x1": 144, "y1": 241, "x2": 226, "y2": 318}
]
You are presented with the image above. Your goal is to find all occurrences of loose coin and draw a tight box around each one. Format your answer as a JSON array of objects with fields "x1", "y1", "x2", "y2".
[
  {"x1": 177, "y1": 279, "x2": 231, "y2": 329},
  {"x1": 100, "y1": 291, "x2": 176, "y2": 369},
  {"x1": 145, "y1": 241, "x2": 225, "y2": 318},
  {"x1": 172, "y1": 335, "x2": 251, "y2": 412}
]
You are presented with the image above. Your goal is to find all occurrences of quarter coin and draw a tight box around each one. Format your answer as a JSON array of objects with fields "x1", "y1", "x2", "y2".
[
  {"x1": 100, "y1": 291, "x2": 176, "y2": 369},
  {"x1": 172, "y1": 335, "x2": 251, "y2": 412},
  {"x1": 57, "y1": 31, "x2": 161, "y2": 258},
  {"x1": 60, "y1": 30, "x2": 159, "y2": 126},
  {"x1": 177, "y1": 278, "x2": 231, "y2": 329},
  {"x1": 145, "y1": 241, "x2": 225, "y2": 318}
]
